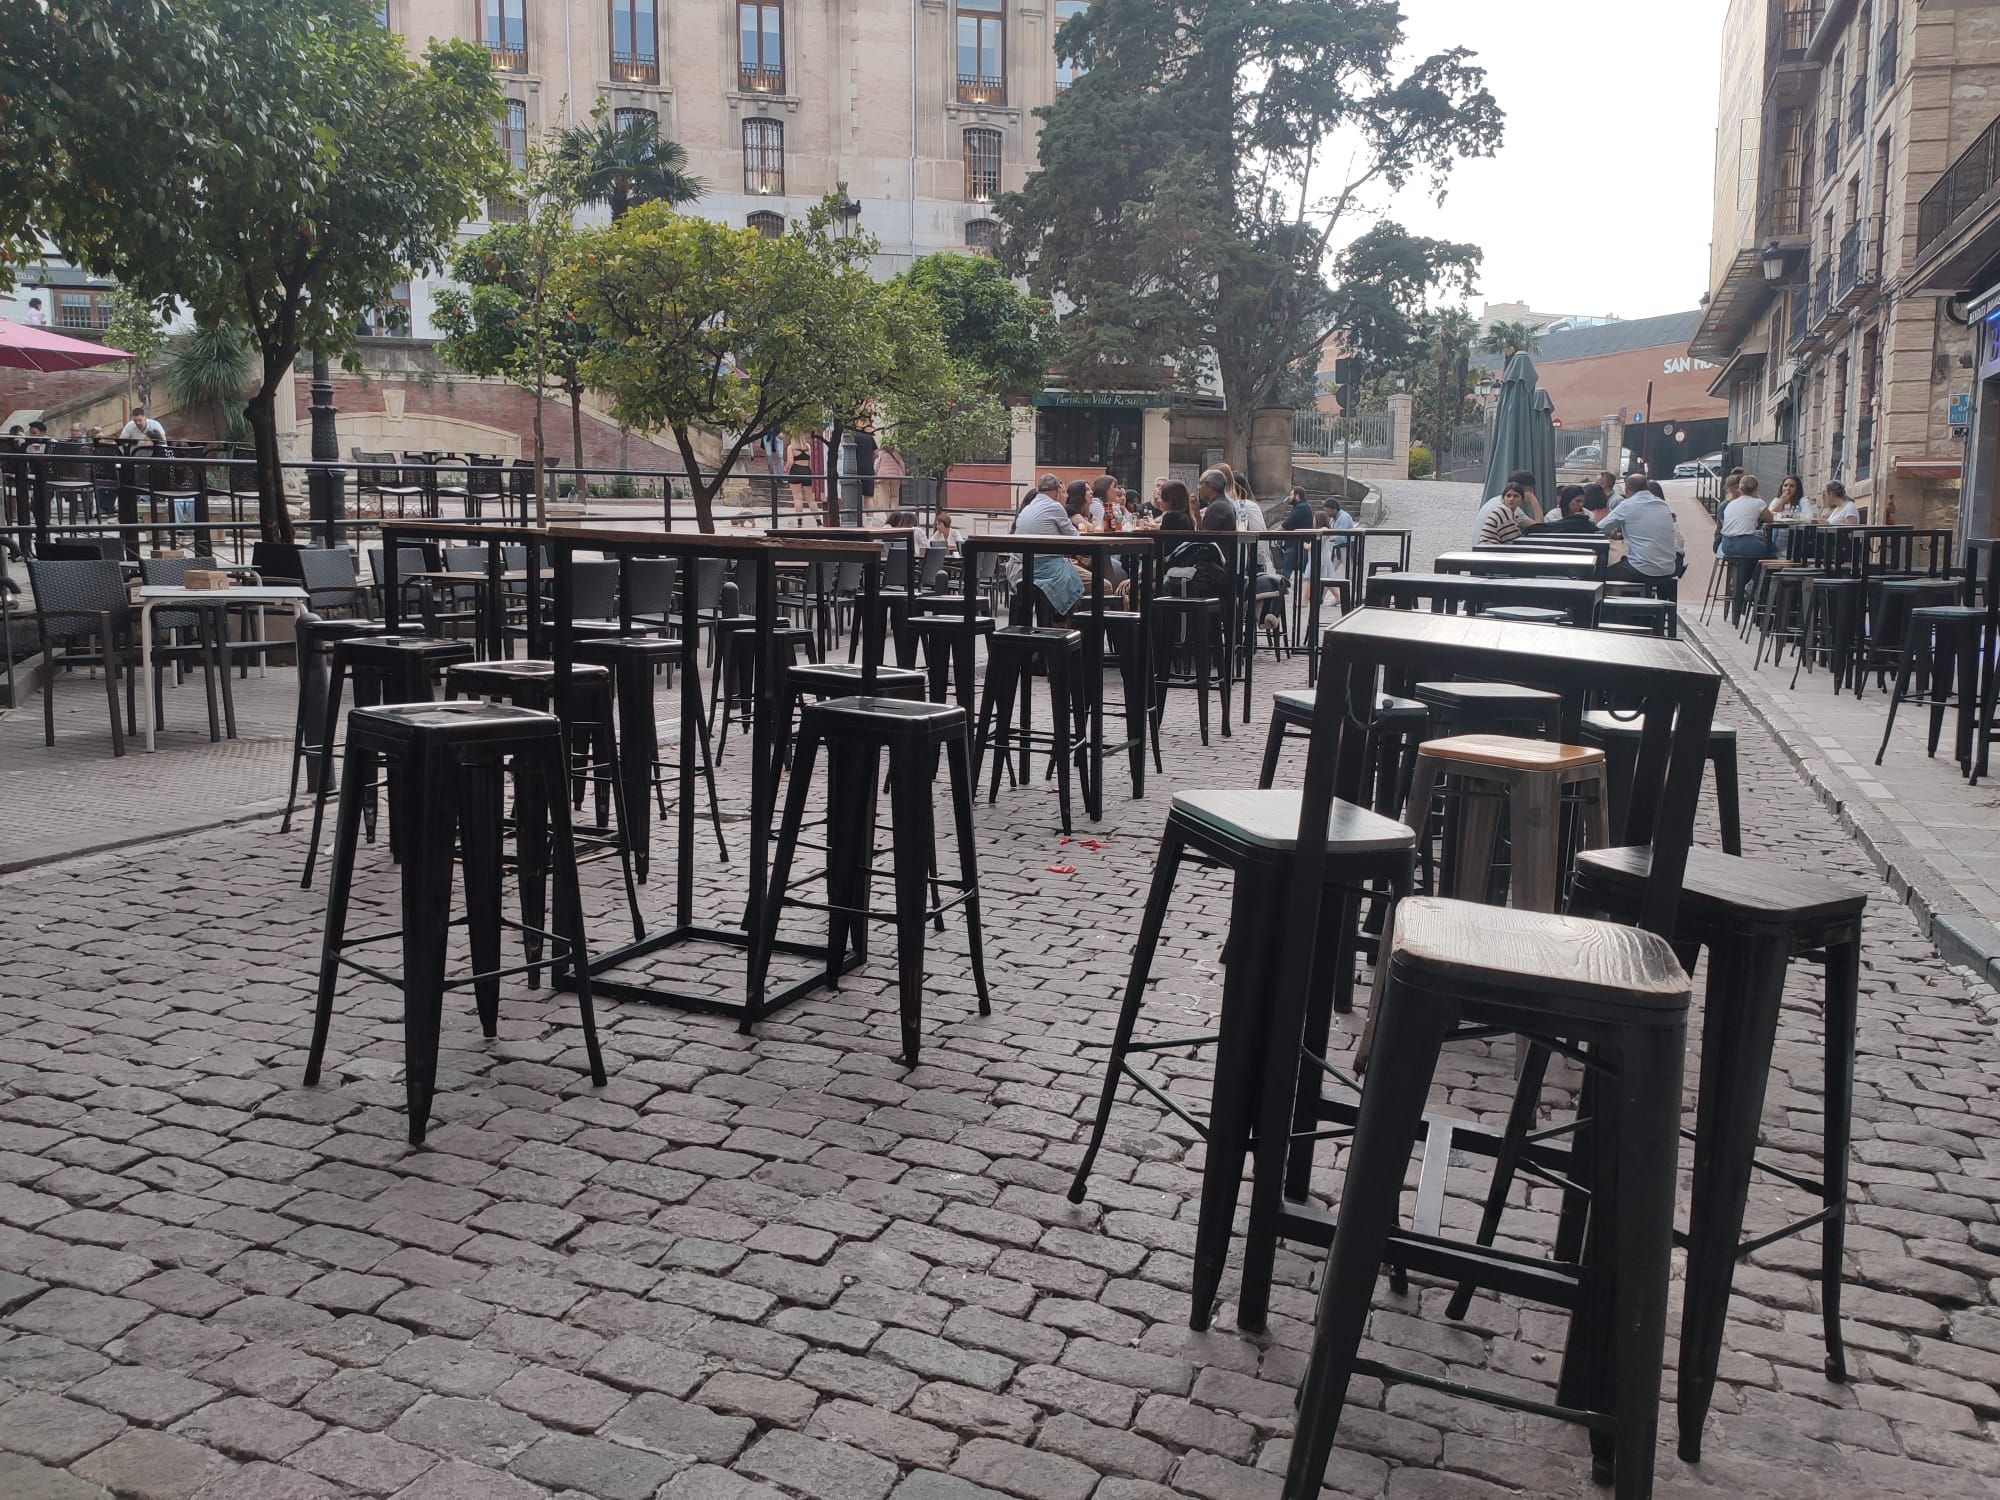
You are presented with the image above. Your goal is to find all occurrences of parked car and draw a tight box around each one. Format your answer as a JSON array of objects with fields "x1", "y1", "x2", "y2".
[
  {"x1": 1673, "y1": 451, "x2": 1726, "y2": 479},
  {"x1": 1561, "y1": 443, "x2": 1635, "y2": 471}
]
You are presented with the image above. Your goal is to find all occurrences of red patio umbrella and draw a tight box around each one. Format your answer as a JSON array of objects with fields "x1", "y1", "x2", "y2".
[{"x1": 0, "y1": 319, "x2": 132, "y2": 372}]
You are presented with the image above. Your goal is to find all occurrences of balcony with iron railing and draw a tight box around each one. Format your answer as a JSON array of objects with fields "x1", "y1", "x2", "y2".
[
  {"x1": 1811, "y1": 258, "x2": 1839, "y2": 330},
  {"x1": 1877, "y1": 26, "x2": 1898, "y2": 93},
  {"x1": 1849, "y1": 74, "x2": 1868, "y2": 141},
  {"x1": 1917, "y1": 116, "x2": 2000, "y2": 265},
  {"x1": 1823, "y1": 118, "x2": 1841, "y2": 177},
  {"x1": 1836, "y1": 221, "x2": 1879, "y2": 304},
  {"x1": 611, "y1": 50, "x2": 658, "y2": 84},
  {"x1": 739, "y1": 65, "x2": 784, "y2": 93},
  {"x1": 1770, "y1": 0, "x2": 1824, "y2": 62},
  {"x1": 1788, "y1": 280, "x2": 1816, "y2": 353},
  {"x1": 1761, "y1": 177, "x2": 1808, "y2": 240},
  {"x1": 485, "y1": 41, "x2": 526, "y2": 73},
  {"x1": 956, "y1": 74, "x2": 1005, "y2": 105}
]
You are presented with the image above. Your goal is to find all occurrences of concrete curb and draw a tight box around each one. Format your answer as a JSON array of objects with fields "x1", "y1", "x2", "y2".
[
  {"x1": 1681, "y1": 613, "x2": 2000, "y2": 992},
  {"x1": 0, "y1": 796, "x2": 289, "y2": 877}
]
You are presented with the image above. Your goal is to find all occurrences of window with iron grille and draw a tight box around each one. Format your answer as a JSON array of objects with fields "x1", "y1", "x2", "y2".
[
  {"x1": 748, "y1": 210, "x2": 786, "y2": 238},
  {"x1": 1054, "y1": 0, "x2": 1086, "y2": 90},
  {"x1": 744, "y1": 118, "x2": 784, "y2": 195},
  {"x1": 614, "y1": 106, "x2": 656, "y2": 137},
  {"x1": 497, "y1": 98, "x2": 528, "y2": 173},
  {"x1": 963, "y1": 128, "x2": 1001, "y2": 202},
  {"x1": 957, "y1": 0, "x2": 1005, "y2": 104},
  {"x1": 482, "y1": 0, "x2": 526, "y2": 70},
  {"x1": 739, "y1": 2, "x2": 783, "y2": 92},
  {"x1": 965, "y1": 217, "x2": 1001, "y2": 251},
  {"x1": 611, "y1": 0, "x2": 658, "y2": 82},
  {"x1": 362, "y1": 281, "x2": 412, "y2": 339}
]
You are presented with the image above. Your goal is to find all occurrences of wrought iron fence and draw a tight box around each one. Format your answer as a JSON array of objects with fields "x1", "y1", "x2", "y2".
[{"x1": 1293, "y1": 410, "x2": 1392, "y2": 462}]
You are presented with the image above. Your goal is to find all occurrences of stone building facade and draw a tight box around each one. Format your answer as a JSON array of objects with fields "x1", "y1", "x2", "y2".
[
  {"x1": 1691, "y1": 0, "x2": 2000, "y2": 528},
  {"x1": 384, "y1": 0, "x2": 1075, "y2": 335}
]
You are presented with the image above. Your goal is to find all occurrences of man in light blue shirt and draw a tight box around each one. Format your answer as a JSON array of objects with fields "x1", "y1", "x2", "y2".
[{"x1": 1598, "y1": 474, "x2": 1679, "y2": 598}]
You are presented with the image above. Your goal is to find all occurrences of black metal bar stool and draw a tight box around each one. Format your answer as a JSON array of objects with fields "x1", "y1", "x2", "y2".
[
  {"x1": 1788, "y1": 574, "x2": 1862, "y2": 688},
  {"x1": 1283, "y1": 896, "x2": 1690, "y2": 1500},
  {"x1": 1258, "y1": 690, "x2": 1427, "y2": 814},
  {"x1": 1412, "y1": 680, "x2": 1560, "y2": 737},
  {"x1": 974, "y1": 624, "x2": 1088, "y2": 835},
  {"x1": 908, "y1": 609, "x2": 996, "y2": 714},
  {"x1": 304, "y1": 701, "x2": 607, "y2": 1144},
  {"x1": 444, "y1": 659, "x2": 645, "y2": 955},
  {"x1": 1597, "y1": 596, "x2": 1675, "y2": 637},
  {"x1": 1150, "y1": 595, "x2": 1227, "y2": 745},
  {"x1": 571, "y1": 634, "x2": 728, "y2": 880},
  {"x1": 1461, "y1": 846, "x2": 1864, "y2": 1463},
  {"x1": 753, "y1": 696, "x2": 992, "y2": 1067},
  {"x1": 771, "y1": 658, "x2": 930, "y2": 783},
  {"x1": 1750, "y1": 565, "x2": 1813, "y2": 664},
  {"x1": 714, "y1": 607, "x2": 818, "y2": 753},
  {"x1": 1582, "y1": 709, "x2": 1741, "y2": 856},
  {"x1": 1876, "y1": 604, "x2": 1986, "y2": 770},
  {"x1": 282, "y1": 614, "x2": 385, "y2": 834},
  {"x1": 1066, "y1": 791, "x2": 1415, "y2": 1316},
  {"x1": 303, "y1": 631, "x2": 477, "y2": 887},
  {"x1": 1860, "y1": 576, "x2": 1961, "y2": 698}
]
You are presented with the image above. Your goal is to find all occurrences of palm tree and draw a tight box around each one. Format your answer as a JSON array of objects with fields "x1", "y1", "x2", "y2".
[
  {"x1": 558, "y1": 111, "x2": 702, "y2": 221},
  {"x1": 160, "y1": 324, "x2": 254, "y2": 443},
  {"x1": 1479, "y1": 318, "x2": 1542, "y2": 359}
]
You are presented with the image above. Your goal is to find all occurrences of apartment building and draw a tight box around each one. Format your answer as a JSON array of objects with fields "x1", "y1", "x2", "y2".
[
  {"x1": 381, "y1": 0, "x2": 1080, "y2": 335},
  {"x1": 1691, "y1": 0, "x2": 2000, "y2": 529}
]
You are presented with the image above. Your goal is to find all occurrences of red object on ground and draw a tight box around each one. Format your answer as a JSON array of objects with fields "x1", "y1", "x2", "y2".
[{"x1": 1045, "y1": 864, "x2": 1076, "y2": 875}]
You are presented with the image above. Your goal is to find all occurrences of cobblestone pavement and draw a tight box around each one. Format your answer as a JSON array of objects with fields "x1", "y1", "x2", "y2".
[{"x1": 4, "y1": 568, "x2": 2000, "y2": 1499}]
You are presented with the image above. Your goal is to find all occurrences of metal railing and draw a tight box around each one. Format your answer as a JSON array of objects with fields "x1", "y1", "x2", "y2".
[
  {"x1": 955, "y1": 74, "x2": 1005, "y2": 105},
  {"x1": 1293, "y1": 410, "x2": 1392, "y2": 462},
  {"x1": 1917, "y1": 115, "x2": 2000, "y2": 264},
  {"x1": 1836, "y1": 221, "x2": 1878, "y2": 301},
  {"x1": 1823, "y1": 118, "x2": 1841, "y2": 177},
  {"x1": 1849, "y1": 75, "x2": 1868, "y2": 141},
  {"x1": 1788, "y1": 280, "x2": 1813, "y2": 351},
  {"x1": 738, "y1": 65, "x2": 783, "y2": 93},
  {"x1": 611, "y1": 50, "x2": 659, "y2": 83},
  {"x1": 1770, "y1": 0, "x2": 1824, "y2": 60},
  {"x1": 1812, "y1": 258, "x2": 1834, "y2": 327},
  {"x1": 485, "y1": 42, "x2": 526, "y2": 72}
]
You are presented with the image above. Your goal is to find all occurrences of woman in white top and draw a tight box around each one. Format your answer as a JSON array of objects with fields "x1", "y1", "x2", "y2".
[
  {"x1": 1771, "y1": 473, "x2": 1811, "y2": 522},
  {"x1": 1822, "y1": 480, "x2": 1861, "y2": 526},
  {"x1": 1716, "y1": 473, "x2": 1775, "y2": 619}
]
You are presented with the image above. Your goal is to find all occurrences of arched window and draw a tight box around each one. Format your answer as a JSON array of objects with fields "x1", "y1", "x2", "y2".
[
  {"x1": 744, "y1": 118, "x2": 785, "y2": 194},
  {"x1": 613, "y1": 106, "x2": 657, "y2": 136},
  {"x1": 965, "y1": 218, "x2": 1000, "y2": 252},
  {"x1": 963, "y1": 128, "x2": 1001, "y2": 203},
  {"x1": 748, "y1": 210, "x2": 786, "y2": 238}
]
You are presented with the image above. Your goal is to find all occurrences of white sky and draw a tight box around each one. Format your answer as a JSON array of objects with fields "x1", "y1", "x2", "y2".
[{"x1": 1362, "y1": 0, "x2": 1732, "y2": 321}]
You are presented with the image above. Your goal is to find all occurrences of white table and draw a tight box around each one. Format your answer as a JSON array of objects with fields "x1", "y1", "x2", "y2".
[{"x1": 138, "y1": 584, "x2": 308, "y2": 752}]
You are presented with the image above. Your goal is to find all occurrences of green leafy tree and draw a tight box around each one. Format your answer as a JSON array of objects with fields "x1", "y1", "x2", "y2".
[
  {"x1": 559, "y1": 107, "x2": 703, "y2": 222},
  {"x1": 160, "y1": 325, "x2": 255, "y2": 445},
  {"x1": 9, "y1": 0, "x2": 504, "y2": 541},
  {"x1": 879, "y1": 370, "x2": 1010, "y2": 513},
  {"x1": 564, "y1": 197, "x2": 950, "y2": 532},
  {"x1": 102, "y1": 289, "x2": 169, "y2": 415},
  {"x1": 894, "y1": 253, "x2": 1059, "y2": 401},
  {"x1": 1419, "y1": 306, "x2": 1479, "y2": 471},
  {"x1": 1328, "y1": 223, "x2": 1483, "y2": 389},
  {"x1": 1001, "y1": 0, "x2": 1504, "y2": 473},
  {"x1": 1480, "y1": 318, "x2": 1542, "y2": 357},
  {"x1": 435, "y1": 140, "x2": 590, "y2": 521},
  {"x1": 0, "y1": 1, "x2": 221, "y2": 283}
]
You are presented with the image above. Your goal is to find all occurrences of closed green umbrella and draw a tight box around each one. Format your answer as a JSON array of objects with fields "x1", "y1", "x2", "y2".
[
  {"x1": 1531, "y1": 388, "x2": 1557, "y2": 513},
  {"x1": 1481, "y1": 351, "x2": 1540, "y2": 505}
]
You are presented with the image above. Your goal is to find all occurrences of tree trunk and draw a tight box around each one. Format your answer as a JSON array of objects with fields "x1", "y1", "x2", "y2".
[
  {"x1": 245, "y1": 385, "x2": 293, "y2": 545},
  {"x1": 673, "y1": 424, "x2": 718, "y2": 533},
  {"x1": 1221, "y1": 394, "x2": 1256, "y2": 483}
]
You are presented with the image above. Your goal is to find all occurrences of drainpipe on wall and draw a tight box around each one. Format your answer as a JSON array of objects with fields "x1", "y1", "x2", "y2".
[
  {"x1": 910, "y1": 0, "x2": 919, "y2": 270},
  {"x1": 563, "y1": 1, "x2": 574, "y2": 125}
]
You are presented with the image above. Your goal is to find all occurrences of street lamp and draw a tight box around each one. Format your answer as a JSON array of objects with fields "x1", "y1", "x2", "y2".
[
  {"x1": 829, "y1": 184, "x2": 863, "y2": 522},
  {"x1": 1761, "y1": 240, "x2": 1789, "y2": 282}
]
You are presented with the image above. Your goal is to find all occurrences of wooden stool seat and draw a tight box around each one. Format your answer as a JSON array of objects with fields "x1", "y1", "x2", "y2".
[
  {"x1": 1420, "y1": 733, "x2": 1605, "y2": 773},
  {"x1": 1392, "y1": 895, "x2": 1688, "y2": 1007}
]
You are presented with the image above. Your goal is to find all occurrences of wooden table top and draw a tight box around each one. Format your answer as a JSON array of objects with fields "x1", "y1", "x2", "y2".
[
  {"x1": 1366, "y1": 571, "x2": 1603, "y2": 600},
  {"x1": 382, "y1": 519, "x2": 547, "y2": 544},
  {"x1": 1325, "y1": 606, "x2": 1710, "y2": 680}
]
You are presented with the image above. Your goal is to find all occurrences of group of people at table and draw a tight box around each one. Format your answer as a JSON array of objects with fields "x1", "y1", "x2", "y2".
[{"x1": 999, "y1": 462, "x2": 1352, "y2": 621}]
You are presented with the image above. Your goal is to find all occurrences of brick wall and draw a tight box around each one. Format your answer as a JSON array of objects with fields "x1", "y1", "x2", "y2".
[{"x1": 0, "y1": 367, "x2": 122, "y2": 425}]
